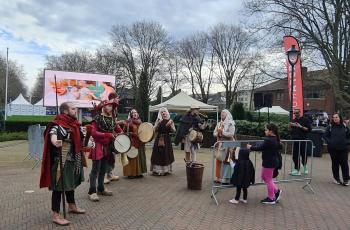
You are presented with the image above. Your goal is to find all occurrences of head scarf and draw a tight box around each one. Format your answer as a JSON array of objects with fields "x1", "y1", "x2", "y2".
[
  {"x1": 128, "y1": 109, "x2": 140, "y2": 120},
  {"x1": 157, "y1": 107, "x2": 170, "y2": 121},
  {"x1": 221, "y1": 109, "x2": 235, "y2": 125}
]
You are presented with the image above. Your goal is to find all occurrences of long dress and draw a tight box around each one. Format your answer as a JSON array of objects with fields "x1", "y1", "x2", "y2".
[
  {"x1": 213, "y1": 120, "x2": 236, "y2": 183},
  {"x1": 123, "y1": 119, "x2": 147, "y2": 177},
  {"x1": 150, "y1": 119, "x2": 176, "y2": 175}
]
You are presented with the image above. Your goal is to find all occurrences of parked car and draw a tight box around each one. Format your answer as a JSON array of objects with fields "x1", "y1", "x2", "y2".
[{"x1": 304, "y1": 110, "x2": 329, "y2": 127}]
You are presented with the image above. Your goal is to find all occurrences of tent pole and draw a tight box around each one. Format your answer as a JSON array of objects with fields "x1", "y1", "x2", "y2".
[{"x1": 216, "y1": 107, "x2": 219, "y2": 122}]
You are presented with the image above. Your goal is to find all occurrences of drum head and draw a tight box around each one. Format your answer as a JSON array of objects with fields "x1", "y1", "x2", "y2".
[
  {"x1": 114, "y1": 134, "x2": 131, "y2": 153},
  {"x1": 127, "y1": 147, "x2": 138, "y2": 158},
  {"x1": 188, "y1": 130, "x2": 197, "y2": 142},
  {"x1": 138, "y1": 122, "x2": 154, "y2": 143}
]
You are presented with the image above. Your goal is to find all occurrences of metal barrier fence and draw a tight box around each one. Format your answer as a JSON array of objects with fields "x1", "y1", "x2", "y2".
[
  {"x1": 23, "y1": 124, "x2": 46, "y2": 169},
  {"x1": 211, "y1": 139, "x2": 315, "y2": 205}
]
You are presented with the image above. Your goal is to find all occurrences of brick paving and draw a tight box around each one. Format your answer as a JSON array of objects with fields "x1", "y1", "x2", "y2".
[{"x1": 0, "y1": 140, "x2": 349, "y2": 230}]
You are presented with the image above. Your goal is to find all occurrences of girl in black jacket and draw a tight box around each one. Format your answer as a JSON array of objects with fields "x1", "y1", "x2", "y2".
[
  {"x1": 247, "y1": 123, "x2": 282, "y2": 205},
  {"x1": 323, "y1": 113, "x2": 349, "y2": 186},
  {"x1": 229, "y1": 147, "x2": 255, "y2": 204}
]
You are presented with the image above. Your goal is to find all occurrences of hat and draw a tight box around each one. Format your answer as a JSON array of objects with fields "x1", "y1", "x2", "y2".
[{"x1": 190, "y1": 105, "x2": 200, "y2": 110}]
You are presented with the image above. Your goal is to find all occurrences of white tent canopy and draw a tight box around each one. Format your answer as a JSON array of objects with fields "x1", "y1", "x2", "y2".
[
  {"x1": 7, "y1": 94, "x2": 33, "y2": 116},
  {"x1": 7, "y1": 94, "x2": 47, "y2": 116},
  {"x1": 255, "y1": 106, "x2": 289, "y2": 115},
  {"x1": 149, "y1": 91, "x2": 218, "y2": 112},
  {"x1": 10, "y1": 93, "x2": 32, "y2": 105},
  {"x1": 34, "y1": 99, "x2": 43, "y2": 106},
  {"x1": 33, "y1": 98, "x2": 46, "y2": 115}
]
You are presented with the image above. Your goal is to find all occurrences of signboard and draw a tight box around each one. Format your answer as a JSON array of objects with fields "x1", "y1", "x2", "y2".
[{"x1": 43, "y1": 70, "x2": 115, "y2": 108}]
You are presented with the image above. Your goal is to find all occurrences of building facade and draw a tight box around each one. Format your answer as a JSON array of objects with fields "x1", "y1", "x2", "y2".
[{"x1": 253, "y1": 69, "x2": 335, "y2": 115}]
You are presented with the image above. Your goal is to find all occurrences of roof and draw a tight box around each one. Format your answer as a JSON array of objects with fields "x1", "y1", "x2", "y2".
[
  {"x1": 255, "y1": 69, "x2": 331, "y2": 92},
  {"x1": 9, "y1": 94, "x2": 32, "y2": 105},
  {"x1": 255, "y1": 79, "x2": 287, "y2": 92},
  {"x1": 149, "y1": 91, "x2": 218, "y2": 112},
  {"x1": 255, "y1": 106, "x2": 289, "y2": 115}
]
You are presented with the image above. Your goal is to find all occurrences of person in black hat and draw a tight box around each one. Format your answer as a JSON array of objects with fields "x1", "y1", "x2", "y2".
[{"x1": 175, "y1": 105, "x2": 207, "y2": 162}]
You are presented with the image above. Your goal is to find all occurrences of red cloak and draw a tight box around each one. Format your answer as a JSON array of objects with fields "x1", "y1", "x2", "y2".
[{"x1": 39, "y1": 114, "x2": 81, "y2": 188}]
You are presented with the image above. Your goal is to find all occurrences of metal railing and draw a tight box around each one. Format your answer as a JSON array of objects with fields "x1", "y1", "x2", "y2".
[
  {"x1": 23, "y1": 124, "x2": 45, "y2": 169},
  {"x1": 211, "y1": 139, "x2": 315, "y2": 205}
]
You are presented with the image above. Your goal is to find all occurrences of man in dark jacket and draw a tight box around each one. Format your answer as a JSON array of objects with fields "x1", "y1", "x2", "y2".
[{"x1": 290, "y1": 108, "x2": 312, "y2": 176}]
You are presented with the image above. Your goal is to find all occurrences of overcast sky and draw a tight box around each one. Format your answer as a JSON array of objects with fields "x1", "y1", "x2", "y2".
[{"x1": 0, "y1": 0, "x2": 246, "y2": 92}]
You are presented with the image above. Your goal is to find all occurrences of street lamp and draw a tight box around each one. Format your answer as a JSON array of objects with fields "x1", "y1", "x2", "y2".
[{"x1": 286, "y1": 45, "x2": 301, "y2": 121}]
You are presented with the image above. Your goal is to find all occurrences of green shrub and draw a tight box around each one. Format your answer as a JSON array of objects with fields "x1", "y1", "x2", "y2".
[
  {"x1": 0, "y1": 132, "x2": 27, "y2": 142},
  {"x1": 231, "y1": 102, "x2": 245, "y2": 120},
  {"x1": 247, "y1": 112, "x2": 289, "y2": 124},
  {"x1": 235, "y1": 120, "x2": 290, "y2": 139}
]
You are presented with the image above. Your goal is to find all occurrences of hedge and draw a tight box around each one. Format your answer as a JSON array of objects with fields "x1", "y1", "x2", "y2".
[{"x1": 0, "y1": 132, "x2": 27, "y2": 142}]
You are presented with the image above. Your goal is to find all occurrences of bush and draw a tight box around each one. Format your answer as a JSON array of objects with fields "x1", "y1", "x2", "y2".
[
  {"x1": 247, "y1": 112, "x2": 289, "y2": 124},
  {"x1": 231, "y1": 102, "x2": 245, "y2": 120},
  {"x1": 235, "y1": 120, "x2": 290, "y2": 139},
  {"x1": 0, "y1": 131, "x2": 27, "y2": 142}
]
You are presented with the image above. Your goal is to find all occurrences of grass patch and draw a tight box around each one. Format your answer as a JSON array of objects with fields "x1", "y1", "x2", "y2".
[
  {"x1": 6, "y1": 115, "x2": 54, "y2": 122},
  {"x1": 0, "y1": 132, "x2": 27, "y2": 142}
]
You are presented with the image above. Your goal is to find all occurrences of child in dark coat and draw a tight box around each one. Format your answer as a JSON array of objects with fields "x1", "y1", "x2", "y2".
[{"x1": 229, "y1": 147, "x2": 255, "y2": 204}]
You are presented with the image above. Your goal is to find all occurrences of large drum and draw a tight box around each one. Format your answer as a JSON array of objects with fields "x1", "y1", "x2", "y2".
[
  {"x1": 188, "y1": 130, "x2": 203, "y2": 143},
  {"x1": 138, "y1": 122, "x2": 154, "y2": 143},
  {"x1": 127, "y1": 146, "x2": 138, "y2": 158},
  {"x1": 113, "y1": 134, "x2": 131, "y2": 154}
]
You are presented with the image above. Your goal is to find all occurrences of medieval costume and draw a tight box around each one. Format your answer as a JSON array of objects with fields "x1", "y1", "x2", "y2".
[
  {"x1": 88, "y1": 100, "x2": 123, "y2": 201},
  {"x1": 175, "y1": 105, "x2": 207, "y2": 162},
  {"x1": 151, "y1": 107, "x2": 176, "y2": 175},
  {"x1": 40, "y1": 109, "x2": 86, "y2": 226},
  {"x1": 104, "y1": 92, "x2": 121, "y2": 183},
  {"x1": 213, "y1": 109, "x2": 236, "y2": 184},
  {"x1": 122, "y1": 109, "x2": 147, "y2": 178}
]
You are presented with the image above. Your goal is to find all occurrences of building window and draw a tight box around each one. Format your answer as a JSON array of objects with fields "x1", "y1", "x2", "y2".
[
  {"x1": 304, "y1": 89, "x2": 326, "y2": 99},
  {"x1": 276, "y1": 92, "x2": 284, "y2": 101}
]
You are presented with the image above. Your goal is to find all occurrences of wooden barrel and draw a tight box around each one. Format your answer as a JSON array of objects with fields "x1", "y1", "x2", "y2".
[{"x1": 186, "y1": 163, "x2": 205, "y2": 190}]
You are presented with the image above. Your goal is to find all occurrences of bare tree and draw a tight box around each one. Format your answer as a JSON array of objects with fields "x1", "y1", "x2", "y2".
[
  {"x1": 110, "y1": 21, "x2": 170, "y2": 120},
  {"x1": 209, "y1": 24, "x2": 254, "y2": 108},
  {"x1": 31, "y1": 70, "x2": 44, "y2": 104},
  {"x1": 0, "y1": 55, "x2": 27, "y2": 107},
  {"x1": 45, "y1": 50, "x2": 94, "y2": 72},
  {"x1": 178, "y1": 32, "x2": 214, "y2": 103},
  {"x1": 241, "y1": 53, "x2": 276, "y2": 110},
  {"x1": 246, "y1": 0, "x2": 350, "y2": 112},
  {"x1": 162, "y1": 45, "x2": 185, "y2": 96}
]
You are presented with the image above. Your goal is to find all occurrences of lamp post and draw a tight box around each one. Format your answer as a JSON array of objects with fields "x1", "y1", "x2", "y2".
[{"x1": 286, "y1": 45, "x2": 301, "y2": 122}]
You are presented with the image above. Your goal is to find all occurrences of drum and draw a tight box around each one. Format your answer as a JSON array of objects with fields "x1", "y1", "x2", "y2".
[
  {"x1": 113, "y1": 134, "x2": 131, "y2": 154},
  {"x1": 127, "y1": 146, "x2": 138, "y2": 158},
  {"x1": 138, "y1": 122, "x2": 154, "y2": 143},
  {"x1": 188, "y1": 130, "x2": 203, "y2": 143}
]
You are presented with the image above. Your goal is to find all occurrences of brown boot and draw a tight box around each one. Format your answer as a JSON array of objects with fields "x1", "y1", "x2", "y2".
[
  {"x1": 52, "y1": 212, "x2": 70, "y2": 226},
  {"x1": 68, "y1": 203, "x2": 86, "y2": 214}
]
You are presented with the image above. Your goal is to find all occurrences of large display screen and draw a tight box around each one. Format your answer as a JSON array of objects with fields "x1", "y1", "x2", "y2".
[{"x1": 43, "y1": 70, "x2": 116, "y2": 108}]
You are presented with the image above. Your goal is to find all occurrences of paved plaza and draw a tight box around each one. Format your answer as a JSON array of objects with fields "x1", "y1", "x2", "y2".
[{"x1": 0, "y1": 140, "x2": 349, "y2": 230}]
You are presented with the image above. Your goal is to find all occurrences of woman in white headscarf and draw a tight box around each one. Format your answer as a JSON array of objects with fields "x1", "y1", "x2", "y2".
[
  {"x1": 213, "y1": 109, "x2": 236, "y2": 184},
  {"x1": 151, "y1": 107, "x2": 176, "y2": 176}
]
